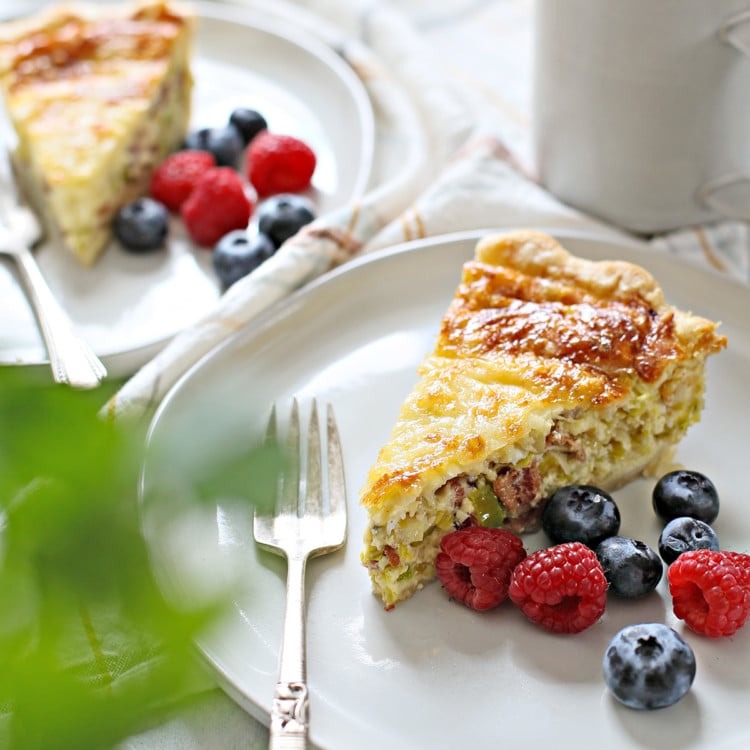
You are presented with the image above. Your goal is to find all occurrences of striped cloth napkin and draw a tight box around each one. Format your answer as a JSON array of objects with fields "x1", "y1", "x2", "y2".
[{"x1": 105, "y1": 0, "x2": 750, "y2": 428}]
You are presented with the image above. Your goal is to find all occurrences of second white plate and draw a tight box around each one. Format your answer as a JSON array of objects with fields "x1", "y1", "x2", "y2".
[
  {"x1": 141, "y1": 229, "x2": 750, "y2": 750},
  {"x1": 0, "y1": 2, "x2": 374, "y2": 377}
]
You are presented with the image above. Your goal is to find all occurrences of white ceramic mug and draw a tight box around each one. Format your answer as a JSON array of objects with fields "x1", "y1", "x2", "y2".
[{"x1": 533, "y1": 0, "x2": 750, "y2": 233}]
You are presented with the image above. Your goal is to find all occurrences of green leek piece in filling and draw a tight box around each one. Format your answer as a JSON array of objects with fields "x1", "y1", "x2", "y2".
[{"x1": 469, "y1": 482, "x2": 506, "y2": 528}]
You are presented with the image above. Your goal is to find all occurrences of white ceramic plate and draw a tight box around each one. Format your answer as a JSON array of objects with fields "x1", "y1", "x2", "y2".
[
  {"x1": 0, "y1": 2, "x2": 374, "y2": 378},
  {"x1": 140, "y1": 229, "x2": 750, "y2": 750}
]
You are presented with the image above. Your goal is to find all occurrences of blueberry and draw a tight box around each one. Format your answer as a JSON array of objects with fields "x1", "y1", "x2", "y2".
[
  {"x1": 652, "y1": 469, "x2": 719, "y2": 524},
  {"x1": 658, "y1": 516, "x2": 720, "y2": 564},
  {"x1": 595, "y1": 536, "x2": 662, "y2": 598},
  {"x1": 212, "y1": 230, "x2": 275, "y2": 288},
  {"x1": 183, "y1": 125, "x2": 244, "y2": 167},
  {"x1": 257, "y1": 194, "x2": 316, "y2": 248},
  {"x1": 603, "y1": 623, "x2": 696, "y2": 710},
  {"x1": 113, "y1": 197, "x2": 168, "y2": 252},
  {"x1": 541, "y1": 484, "x2": 620, "y2": 547},
  {"x1": 228, "y1": 107, "x2": 267, "y2": 145}
]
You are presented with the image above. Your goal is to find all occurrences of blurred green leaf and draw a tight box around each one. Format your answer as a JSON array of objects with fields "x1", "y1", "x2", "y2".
[{"x1": 0, "y1": 367, "x2": 279, "y2": 750}]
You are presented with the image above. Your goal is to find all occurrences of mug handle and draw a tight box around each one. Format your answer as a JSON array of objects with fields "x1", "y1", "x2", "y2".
[
  {"x1": 710, "y1": 13, "x2": 750, "y2": 219},
  {"x1": 696, "y1": 173, "x2": 750, "y2": 221},
  {"x1": 719, "y1": 9, "x2": 750, "y2": 57}
]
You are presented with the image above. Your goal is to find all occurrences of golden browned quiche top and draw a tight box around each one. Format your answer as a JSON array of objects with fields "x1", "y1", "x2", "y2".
[
  {"x1": 441, "y1": 231, "x2": 725, "y2": 401},
  {"x1": 0, "y1": 1, "x2": 188, "y2": 89},
  {"x1": 360, "y1": 230, "x2": 726, "y2": 514}
]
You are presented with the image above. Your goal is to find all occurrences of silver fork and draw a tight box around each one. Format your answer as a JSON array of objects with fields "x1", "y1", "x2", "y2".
[
  {"x1": 0, "y1": 147, "x2": 107, "y2": 388},
  {"x1": 254, "y1": 399, "x2": 347, "y2": 750}
]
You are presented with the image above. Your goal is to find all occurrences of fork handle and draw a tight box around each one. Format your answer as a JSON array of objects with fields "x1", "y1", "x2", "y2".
[
  {"x1": 269, "y1": 553, "x2": 309, "y2": 750},
  {"x1": 12, "y1": 244, "x2": 107, "y2": 388}
]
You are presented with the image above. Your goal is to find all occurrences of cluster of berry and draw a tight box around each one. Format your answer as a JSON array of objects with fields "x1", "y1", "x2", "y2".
[
  {"x1": 113, "y1": 108, "x2": 318, "y2": 288},
  {"x1": 436, "y1": 528, "x2": 607, "y2": 633},
  {"x1": 435, "y1": 469, "x2": 750, "y2": 710},
  {"x1": 647, "y1": 471, "x2": 750, "y2": 639}
]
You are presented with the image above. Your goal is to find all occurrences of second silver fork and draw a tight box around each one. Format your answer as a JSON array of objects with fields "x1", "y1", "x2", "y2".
[
  {"x1": 254, "y1": 399, "x2": 347, "y2": 750},
  {"x1": 0, "y1": 147, "x2": 106, "y2": 388}
]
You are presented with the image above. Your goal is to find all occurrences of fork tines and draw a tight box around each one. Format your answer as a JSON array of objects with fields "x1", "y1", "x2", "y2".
[{"x1": 256, "y1": 398, "x2": 347, "y2": 557}]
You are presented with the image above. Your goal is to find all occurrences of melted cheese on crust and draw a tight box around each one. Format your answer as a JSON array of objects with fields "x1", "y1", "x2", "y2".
[
  {"x1": 0, "y1": 1, "x2": 194, "y2": 265},
  {"x1": 360, "y1": 230, "x2": 726, "y2": 608}
]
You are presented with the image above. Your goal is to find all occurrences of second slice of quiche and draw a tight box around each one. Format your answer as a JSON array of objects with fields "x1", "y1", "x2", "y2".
[
  {"x1": 360, "y1": 230, "x2": 726, "y2": 609},
  {"x1": 0, "y1": 0, "x2": 194, "y2": 265}
]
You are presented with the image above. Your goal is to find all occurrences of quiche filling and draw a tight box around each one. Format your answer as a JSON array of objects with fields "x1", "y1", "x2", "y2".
[
  {"x1": 362, "y1": 358, "x2": 706, "y2": 609},
  {"x1": 359, "y1": 231, "x2": 726, "y2": 610}
]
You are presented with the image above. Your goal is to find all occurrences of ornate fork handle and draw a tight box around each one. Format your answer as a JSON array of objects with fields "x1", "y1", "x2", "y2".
[
  {"x1": 10, "y1": 242, "x2": 107, "y2": 388},
  {"x1": 269, "y1": 552, "x2": 310, "y2": 750}
]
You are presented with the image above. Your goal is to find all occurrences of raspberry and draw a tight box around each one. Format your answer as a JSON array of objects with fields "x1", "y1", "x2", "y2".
[
  {"x1": 724, "y1": 550, "x2": 750, "y2": 584},
  {"x1": 667, "y1": 549, "x2": 750, "y2": 638},
  {"x1": 435, "y1": 527, "x2": 526, "y2": 611},
  {"x1": 246, "y1": 132, "x2": 316, "y2": 197},
  {"x1": 150, "y1": 150, "x2": 215, "y2": 211},
  {"x1": 181, "y1": 167, "x2": 253, "y2": 247},
  {"x1": 508, "y1": 542, "x2": 608, "y2": 634}
]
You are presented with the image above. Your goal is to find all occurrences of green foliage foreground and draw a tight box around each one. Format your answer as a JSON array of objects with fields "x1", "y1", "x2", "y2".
[{"x1": 0, "y1": 368, "x2": 277, "y2": 750}]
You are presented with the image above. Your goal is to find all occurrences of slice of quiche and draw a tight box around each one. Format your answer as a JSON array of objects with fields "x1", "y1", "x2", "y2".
[
  {"x1": 0, "y1": 0, "x2": 194, "y2": 265},
  {"x1": 360, "y1": 230, "x2": 726, "y2": 609}
]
